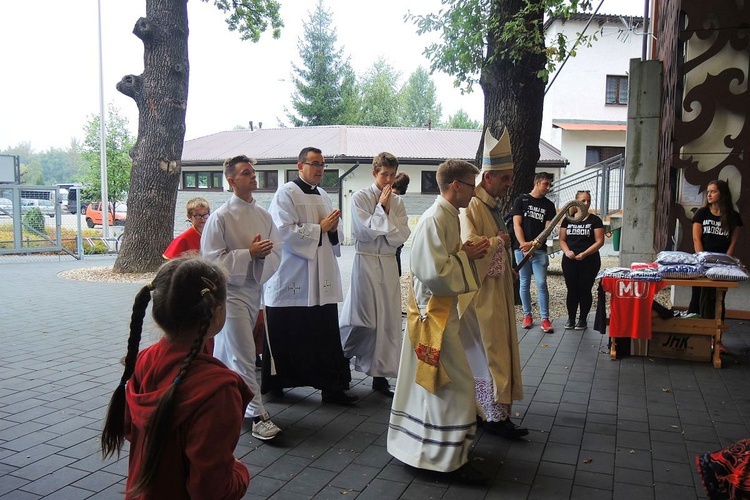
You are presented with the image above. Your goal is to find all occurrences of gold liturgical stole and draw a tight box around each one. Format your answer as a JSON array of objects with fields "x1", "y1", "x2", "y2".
[{"x1": 407, "y1": 277, "x2": 453, "y2": 394}]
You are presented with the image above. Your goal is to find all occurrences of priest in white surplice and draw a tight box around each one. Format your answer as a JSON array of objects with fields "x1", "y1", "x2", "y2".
[
  {"x1": 458, "y1": 129, "x2": 526, "y2": 439},
  {"x1": 387, "y1": 159, "x2": 491, "y2": 484},
  {"x1": 201, "y1": 154, "x2": 283, "y2": 440},
  {"x1": 262, "y1": 147, "x2": 358, "y2": 406},
  {"x1": 339, "y1": 152, "x2": 411, "y2": 397}
]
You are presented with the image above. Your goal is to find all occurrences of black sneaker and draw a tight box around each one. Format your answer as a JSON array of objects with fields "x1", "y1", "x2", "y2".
[
  {"x1": 564, "y1": 318, "x2": 575, "y2": 329},
  {"x1": 575, "y1": 320, "x2": 587, "y2": 330},
  {"x1": 483, "y1": 418, "x2": 529, "y2": 439}
]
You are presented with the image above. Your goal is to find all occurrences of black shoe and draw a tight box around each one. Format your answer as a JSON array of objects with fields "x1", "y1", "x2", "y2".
[
  {"x1": 321, "y1": 390, "x2": 359, "y2": 406},
  {"x1": 483, "y1": 418, "x2": 529, "y2": 439},
  {"x1": 372, "y1": 377, "x2": 394, "y2": 397},
  {"x1": 448, "y1": 461, "x2": 490, "y2": 485},
  {"x1": 255, "y1": 354, "x2": 263, "y2": 370},
  {"x1": 575, "y1": 320, "x2": 587, "y2": 330},
  {"x1": 270, "y1": 387, "x2": 284, "y2": 398},
  {"x1": 564, "y1": 318, "x2": 575, "y2": 329}
]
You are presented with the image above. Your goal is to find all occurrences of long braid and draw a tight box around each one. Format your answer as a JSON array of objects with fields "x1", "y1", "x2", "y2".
[
  {"x1": 101, "y1": 285, "x2": 151, "y2": 459},
  {"x1": 127, "y1": 292, "x2": 215, "y2": 496}
]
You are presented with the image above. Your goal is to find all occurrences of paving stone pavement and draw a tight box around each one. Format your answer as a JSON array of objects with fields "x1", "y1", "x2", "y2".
[{"x1": 2, "y1": 248, "x2": 750, "y2": 499}]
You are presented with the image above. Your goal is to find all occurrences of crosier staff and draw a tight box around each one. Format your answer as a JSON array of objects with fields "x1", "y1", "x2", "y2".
[{"x1": 513, "y1": 200, "x2": 589, "y2": 272}]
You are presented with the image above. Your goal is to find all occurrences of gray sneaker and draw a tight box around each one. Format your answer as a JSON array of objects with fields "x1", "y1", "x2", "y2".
[{"x1": 252, "y1": 412, "x2": 281, "y2": 440}]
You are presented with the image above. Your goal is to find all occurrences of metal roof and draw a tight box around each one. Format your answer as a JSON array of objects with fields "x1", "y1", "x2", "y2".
[
  {"x1": 544, "y1": 13, "x2": 645, "y2": 31},
  {"x1": 552, "y1": 119, "x2": 627, "y2": 131},
  {"x1": 182, "y1": 125, "x2": 567, "y2": 167}
]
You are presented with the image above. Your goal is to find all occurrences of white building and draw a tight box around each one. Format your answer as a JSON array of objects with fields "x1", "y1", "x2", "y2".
[
  {"x1": 542, "y1": 13, "x2": 645, "y2": 174},
  {"x1": 179, "y1": 125, "x2": 567, "y2": 243}
]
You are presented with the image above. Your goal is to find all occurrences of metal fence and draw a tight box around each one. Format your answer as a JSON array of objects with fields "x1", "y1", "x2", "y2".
[
  {"x1": 548, "y1": 154, "x2": 626, "y2": 218},
  {"x1": 0, "y1": 185, "x2": 124, "y2": 262}
]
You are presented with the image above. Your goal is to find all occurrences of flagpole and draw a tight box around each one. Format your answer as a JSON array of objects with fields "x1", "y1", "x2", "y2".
[{"x1": 97, "y1": 0, "x2": 109, "y2": 239}]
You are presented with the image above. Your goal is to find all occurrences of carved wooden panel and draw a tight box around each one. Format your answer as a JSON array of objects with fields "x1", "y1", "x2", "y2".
[{"x1": 657, "y1": 0, "x2": 749, "y2": 264}]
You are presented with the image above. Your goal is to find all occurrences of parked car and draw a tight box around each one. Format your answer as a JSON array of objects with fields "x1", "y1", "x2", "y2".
[
  {"x1": 0, "y1": 197, "x2": 12, "y2": 216},
  {"x1": 85, "y1": 202, "x2": 127, "y2": 228},
  {"x1": 21, "y1": 198, "x2": 56, "y2": 218},
  {"x1": 65, "y1": 187, "x2": 90, "y2": 214}
]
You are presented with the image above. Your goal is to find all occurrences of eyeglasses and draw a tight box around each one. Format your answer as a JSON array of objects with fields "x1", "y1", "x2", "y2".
[
  {"x1": 454, "y1": 179, "x2": 476, "y2": 189},
  {"x1": 303, "y1": 162, "x2": 327, "y2": 169},
  {"x1": 191, "y1": 213, "x2": 210, "y2": 220}
]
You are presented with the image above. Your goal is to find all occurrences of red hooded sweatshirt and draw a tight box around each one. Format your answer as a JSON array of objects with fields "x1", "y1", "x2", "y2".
[{"x1": 125, "y1": 337, "x2": 253, "y2": 499}]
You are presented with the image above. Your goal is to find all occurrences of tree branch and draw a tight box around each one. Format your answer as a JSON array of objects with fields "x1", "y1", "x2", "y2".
[
  {"x1": 132, "y1": 17, "x2": 156, "y2": 42},
  {"x1": 116, "y1": 74, "x2": 143, "y2": 101}
]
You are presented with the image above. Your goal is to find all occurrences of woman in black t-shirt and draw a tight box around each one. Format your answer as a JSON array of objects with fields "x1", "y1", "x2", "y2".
[
  {"x1": 688, "y1": 180, "x2": 743, "y2": 316},
  {"x1": 559, "y1": 190, "x2": 605, "y2": 330}
]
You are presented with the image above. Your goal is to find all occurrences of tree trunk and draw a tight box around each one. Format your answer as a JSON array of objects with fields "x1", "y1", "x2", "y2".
[
  {"x1": 476, "y1": 0, "x2": 547, "y2": 212},
  {"x1": 113, "y1": 0, "x2": 189, "y2": 272}
]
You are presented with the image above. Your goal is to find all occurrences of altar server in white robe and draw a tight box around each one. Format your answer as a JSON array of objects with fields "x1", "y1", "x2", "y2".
[
  {"x1": 339, "y1": 152, "x2": 411, "y2": 397},
  {"x1": 458, "y1": 129, "x2": 526, "y2": 440},
  {"x1": 387, "y1": 159, "x2": 491, "y2": 484},
  {"x1": 201, "y1": 154, "x2": 283, "y2": 440},
  {"x1": 262, "y1": 147, "x2": 358, "y2": 406}
]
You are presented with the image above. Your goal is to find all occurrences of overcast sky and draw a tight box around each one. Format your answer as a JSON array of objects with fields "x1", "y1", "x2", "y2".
[{"x1": 0, "y1": 0, "x2": 644, "y2": 152}]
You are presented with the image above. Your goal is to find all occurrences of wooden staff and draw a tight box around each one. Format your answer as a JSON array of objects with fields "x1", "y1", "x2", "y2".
[{"x1": 513, "y1": 200, "x2": 589, "y2": 272}]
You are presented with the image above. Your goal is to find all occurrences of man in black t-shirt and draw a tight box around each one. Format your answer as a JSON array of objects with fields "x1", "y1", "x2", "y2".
[{"x1": 511, "y1": 172, "x2": 557, "y2": 332}]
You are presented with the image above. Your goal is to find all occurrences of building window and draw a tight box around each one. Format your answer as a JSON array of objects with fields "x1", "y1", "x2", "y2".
[
  {"x1": 605, "y1": 75, "x2": 628, "y2": 105},
  {"x1": 285, "y1": 169, "x2": 339, "y2": 191},
  {"x1": 183, "y1": 171, "x2": 223, "y2": 190},
  {"x1": 256, "y1": 170, "x2": 279, "y2": 191},
  {"x1": 586, "y1": 146, "x2": 625, "y2": 166},
  {"x1": 421, "y1": 171, "x2": 439, "y2": 194}
]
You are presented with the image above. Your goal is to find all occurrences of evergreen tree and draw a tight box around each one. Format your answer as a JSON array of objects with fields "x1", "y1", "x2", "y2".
[
  {"x1": 359, "y1": 58, "x2": 401, "y2": 127},
  {"x1": 446, "y1": 109, "x2": 481, "y2": 129},
  {"x1": 338, "y1": 61, "x2": 362, "y2": 125},
  {"x1": 399, "y1": 66, "x2": 442, "y2": 127},
  {"x1": 287, "y1": 0, "x2": 348, "y2": 126}
]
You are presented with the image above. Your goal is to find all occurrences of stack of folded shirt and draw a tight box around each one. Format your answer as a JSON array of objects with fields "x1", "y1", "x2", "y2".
[
  {"x1": 695, "y1": 252, "x2": 748, "y2": 281},
  {"x1": 655, "y1": 251, "x2": 703, "y2": 279},
  {"x1": 630, "y1": 262, "x2": 663, "y2": 281}
]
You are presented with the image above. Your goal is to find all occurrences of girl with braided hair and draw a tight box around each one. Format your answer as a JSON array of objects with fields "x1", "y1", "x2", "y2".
[{"x1": 101, "y1": 257, "x2": 253, "y2": 499}]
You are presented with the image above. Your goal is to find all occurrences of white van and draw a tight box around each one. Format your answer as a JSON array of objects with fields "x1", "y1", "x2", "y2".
[{"x1": 59, "y1": 189, "x2": 69, "y2": 211}]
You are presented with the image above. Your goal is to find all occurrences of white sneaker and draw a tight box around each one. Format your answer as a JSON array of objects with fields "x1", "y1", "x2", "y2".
[{"x1": 252, "y1": 412, "x2": 281, "y2": 441}]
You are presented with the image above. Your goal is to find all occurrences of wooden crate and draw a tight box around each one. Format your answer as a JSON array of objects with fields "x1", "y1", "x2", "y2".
[{"x1": 648, "y1": 332, "x2": 712, "y2": 362}]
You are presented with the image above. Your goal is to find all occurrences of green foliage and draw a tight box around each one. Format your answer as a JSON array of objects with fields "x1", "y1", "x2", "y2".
[
  {"x1": 22, "y1": 207, "x2": 45, "y2": 234},
  {"x1": 287, "y1": 0, "x2": 349, "y2": 126},
  {"x1": 407, "y1": 0, "x2": 593, "y2": 90},
  {"x1": 210, "y1": 0, "x2": 283, "y2": 41},
  {"x1": 78, "y1": 104, "x2": 134, "y2": 207},
  {"x1": 358, "y1": 58, "x2": 402, "y2": 127},
  {"x1": 400, "y1": 66, "x2": 442, "y2": 127},
  {"x1": 0, "y1": 225, "x2": 107, "y2": 254},
  {"x1": 1, "y1": 141, "x2": 83, "y2": 185},
  {"x1": 446, "y1": 109, "x2": 481, "y2": 129},
  {"x1": 338, "y1": 62, "x2": 362, "y2": 125},
  {"x1": 83, "y1": 239, "x2": 109, "y2": 254}
]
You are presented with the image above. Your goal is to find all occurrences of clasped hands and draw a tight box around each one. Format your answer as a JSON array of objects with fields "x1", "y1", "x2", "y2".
[
  {"x1": 462, "y1": 237, "x2": 490, "y2": 261},
  {"x1": 249, "y1": 233, "x2": 273, "y2": 259},
  {"x1": 320, "y1": 209, "x2": 341, "y2": 233}
]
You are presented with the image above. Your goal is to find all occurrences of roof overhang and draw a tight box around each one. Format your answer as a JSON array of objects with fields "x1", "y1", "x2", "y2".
[{"x1": 552, "y1": 120, "x2": 627, "y2": 132}]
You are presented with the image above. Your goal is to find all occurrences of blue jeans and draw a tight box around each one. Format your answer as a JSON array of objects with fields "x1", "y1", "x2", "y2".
[{"x1": 514, "y1": 249, "x2": 550, "y2": 319}]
